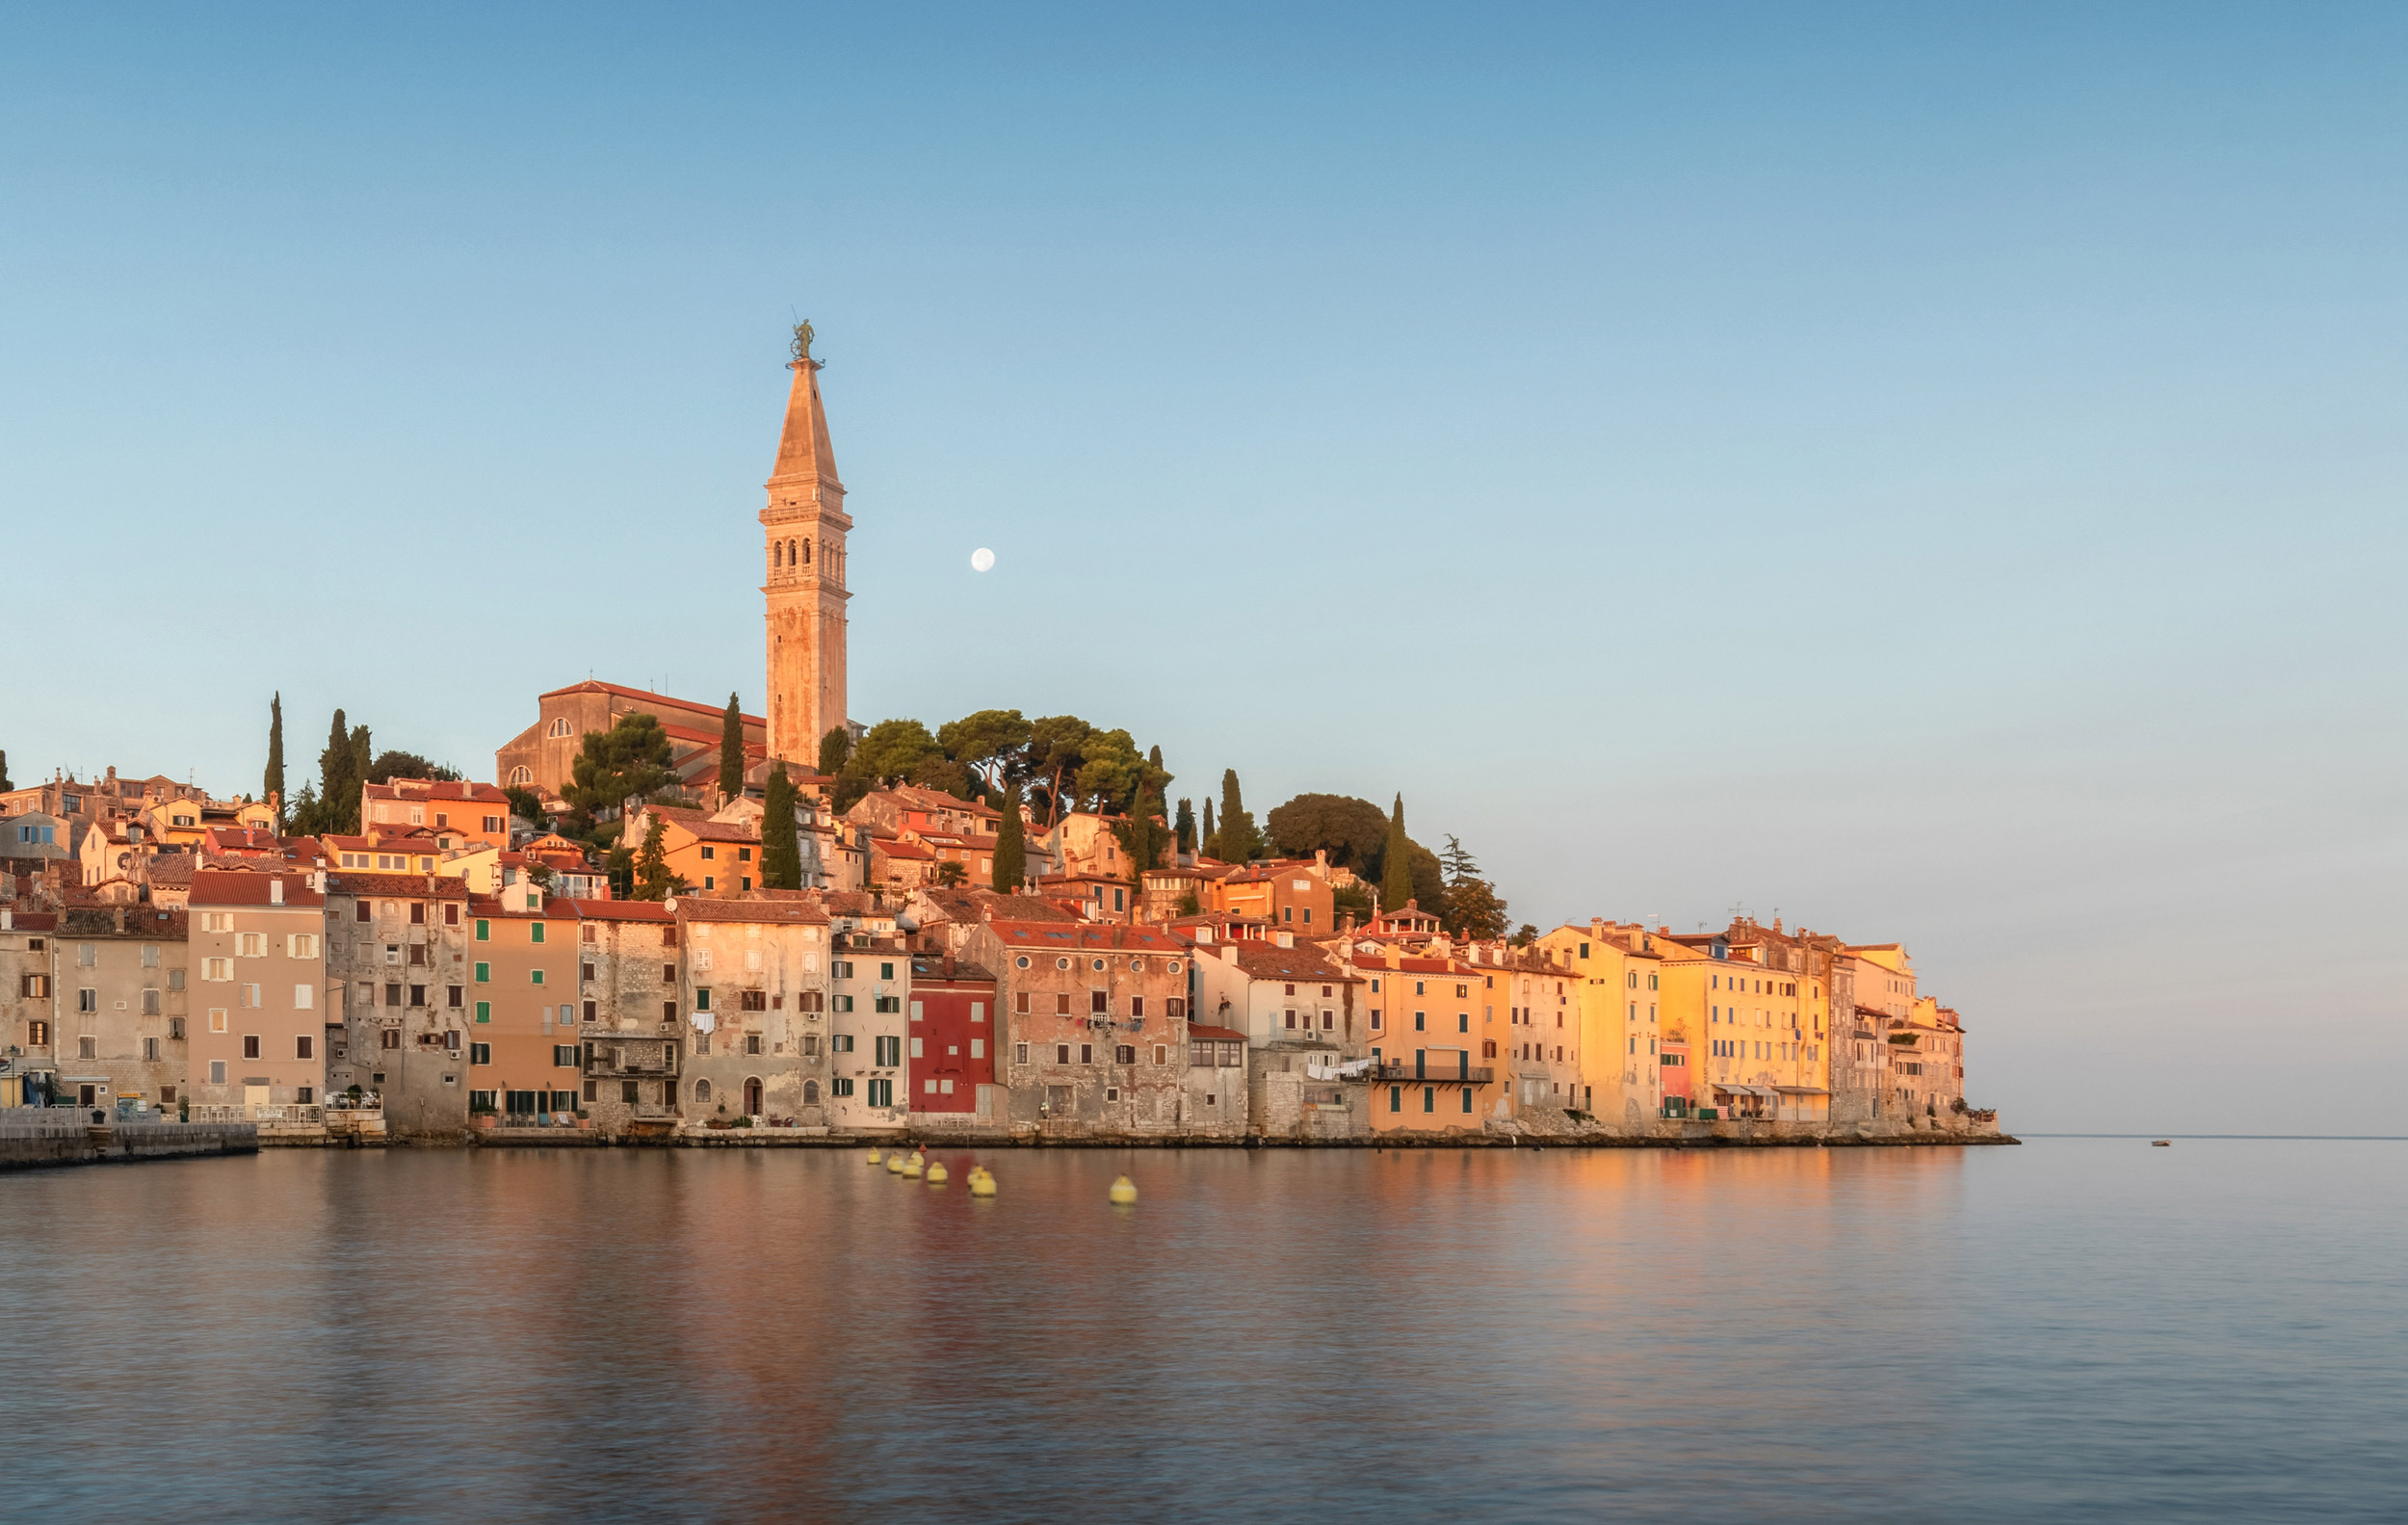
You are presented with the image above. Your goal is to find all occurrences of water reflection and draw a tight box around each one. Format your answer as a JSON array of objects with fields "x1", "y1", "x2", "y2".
[{"x1": 2, "y1": 1141, "x2": 2401, "y2": 1522}]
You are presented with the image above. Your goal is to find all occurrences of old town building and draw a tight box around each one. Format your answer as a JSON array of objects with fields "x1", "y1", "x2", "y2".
[
  {"x1": 906, "y1": 952, "x2": 999, "y2": 1127},
  {"x1": 674, "y1": 895, "x2": 832, "y2": 1126},
  {"x1": 959, "y1": 919, "x2": 1193, "y2": 1137},
  {"x1": 187, "y1": 868, "x2": 327, "y2": 1115},
  {"x1": 322, "y1": 870, "x2": 475, "y2": 1134}
]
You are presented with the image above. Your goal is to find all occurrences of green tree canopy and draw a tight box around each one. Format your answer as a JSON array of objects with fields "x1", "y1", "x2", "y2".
[
  {"x1": 1024, "y1": 715, "x2": 1097, "y2": 820},
  {"x1": 818, "y1": 725, "x2": 853, "y2": 776},
  {"x1": 718, "y1": 693, "x2": 746, "y2": 801},
  {"x1": 991, "y1": 786, "x2": 1028, "y2": 890},
  {"x1": 1173, "y1": 798, "x2": 1195, "y2": 855},
  {"x1": 851, "y1": 719, "x2": 944, "y2": 782},
  {"x1": 1110, "y1": 790, "x2": 1174, "y2": 883},
  {"x1": 366, "y1": 750, "x2": 460, "y2": 785},
  {"x1": 1073, "y1": 728, "x2": 1146, "y2": 813},
  {"x1": 632, "y1": 816, "x2": 676, "y2": 900},
  {"x1": 1381, "y1": 795, "x2": 1414, "y2": 912},
  {"x1": 263, "y1": 694, "x2": 285, "y2": 831},
  {"x1": 1211, "y1": 770, "x2": 1261, "y2": 862},
  {"x1": 1267, "y1": 793, "x2": 1390, "y2": 870},
  {"x1": 563, "y1": 713, "x2": 677, "y2": 821},
  {"x1": 1445, "y1": 877, "x2": 1509, "y2": 941},
  {"x1": 759, "y1": 763, "x2": 802, "y2": 889},
  {"x1": 503, "y1": 785, "x2": 545, "y2": 824},
  {"x1": 937, "y1": 709, "x2": 1031, "y2": 792}
]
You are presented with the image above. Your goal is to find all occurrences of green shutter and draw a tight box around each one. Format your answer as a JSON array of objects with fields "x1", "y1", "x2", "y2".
[
  {"x1": 475, "y1": 1002, "x2": 490, "y2": 1023},
  {"x1": 531, "y1": 923, "x2": 545, "y2": 944},
  {"x1": 476, "y1": 919, "x2": 489, "y2": 941},
  {"x1": 474, "y1": 962, "x2": 489, "y2": 983},
  {"x1": 532, "y1": 969, "x2": 544, "y2": 986}
]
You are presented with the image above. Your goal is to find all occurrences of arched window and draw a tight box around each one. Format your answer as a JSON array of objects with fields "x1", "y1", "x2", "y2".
[
  {"x1": 802, "y1": 1079, "x2": 819, "y2": 1104},
  {"x1": 547, "y1": 718, "x2": 572, "y2": 739},
  {"x1": 694, "y1": 1078, "x2": 713, "y2": 1103},
  {"x1": 802, "y1": 539, "x2": 811, "y2": 565},
  {"x1": 508, "y1": 767, "x2": 534, "y2": 786}
]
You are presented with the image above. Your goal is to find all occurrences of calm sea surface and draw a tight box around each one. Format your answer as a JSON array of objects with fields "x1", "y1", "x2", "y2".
[{"x1": 3, "y1": 1138, "x2": 2402, "y2": 1522}]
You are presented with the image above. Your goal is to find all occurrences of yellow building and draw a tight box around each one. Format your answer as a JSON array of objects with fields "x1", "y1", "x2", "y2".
[
  {"x1": 1657, "y1": 921, "x2": 1831, "y2": 1122},
  {"x1": 1350, "y1": 946, "x2": 1500, "y2": 1132},
  {"x1": 1539, "y1": 920, "x2": 1667, "y2": 1126}
]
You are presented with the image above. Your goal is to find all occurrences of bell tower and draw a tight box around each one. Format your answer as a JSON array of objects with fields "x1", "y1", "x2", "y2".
[{"x1": 762, "y1": 321, "x2": 851, "y2": 768}]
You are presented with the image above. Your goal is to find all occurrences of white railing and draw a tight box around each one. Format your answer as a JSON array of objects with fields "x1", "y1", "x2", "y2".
[{"x1": 187, "y1": 1103, "x2": 323, "y2": 1124}]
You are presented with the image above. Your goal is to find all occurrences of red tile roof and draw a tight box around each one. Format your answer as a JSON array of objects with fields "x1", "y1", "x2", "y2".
[
  {"x1": 190, "y1": 869, "x2": 326, "y2": 907},
  {"x1": 984, "y1": 920, "x2": 1191, "y2": 952},
  {"x1": 362, "y1": 779, "x2": 510, "y2": 805},
  {"x1": 559, "y1": 898, "x2": 673, "y2": 923},
  {"x1": 324, "y1": 871, "x2": 472, "y2": 899},
  {"x1": 537, "y1": 679, "x2": 766, "y2": 728}
]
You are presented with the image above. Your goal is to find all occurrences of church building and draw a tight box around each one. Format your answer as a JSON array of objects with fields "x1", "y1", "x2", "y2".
[{"x1": 494, "y1": 326, "x2": 853, "y2": 800}]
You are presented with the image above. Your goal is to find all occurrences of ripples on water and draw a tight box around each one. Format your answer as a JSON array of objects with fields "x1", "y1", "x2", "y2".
[{"x1": 3, "y1": 1139, "x2": 2402, "y2": 1522}]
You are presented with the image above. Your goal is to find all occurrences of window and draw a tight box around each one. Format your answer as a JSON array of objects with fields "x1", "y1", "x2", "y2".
[
  {"x1": 76, "y1": 987, "x2": 96, "y2": 1013},
  {"x1": 875, "y1": 1035, "x2": 901, "y2": 1066},
  {"x1": 867, "y1": 1078, "x2": 891, "y2": 1107},
  {"x1": 746, "y1": 1034, "x2": 764, "y2": 1056},
  {"x1": 831, "y1": 1077, "x2": 855, "y2": 1097},
  {"x1": 831, "y1": 1034, "x2": 853, "y2": 1052},
  {"x1": 1414, "y1": 1012, "x2": 1426, "y2": 1031},
  {"x1": 554, "y1": 1044, "x2": 580, "y2": 1066},
  {"x1": 1423, "y1": 1087, "x2": 1434, "y2": 1113},
  {"x1": 294, "y1": 1035, "x2": 314, "y2": 1060},
  {"x1": 201, "y1": 958, "x2": 232, "y2": 983},
  {"x1": 1114, "y1": 1044, "x2": 1136, "y2": 1065},
  {"x1": 242, "y1": 1035, "x2": 261, "y2": 1060},
  {"x1": 1015, "y1": 1042, "x2": 1030, "y2": 1065},
  {"x1": 1079, "y1": 1043, "x2": 1094, "y2": 1065},
  {"x1": 471, "y1": 1043, "x2": 492, "y2": 1065},
  {"x1": 531, "y1": 969, "x2": 545, "y2": 986},
  {"x1": 701, "y1": 846, "x2": 717, "y2": 861},
  {"x1": 475, "y1": 1002, "x2": 491, "y2": 1023},
  {"x1": 209, "y1": 1061, "x2": 225, "y2": 1085}
]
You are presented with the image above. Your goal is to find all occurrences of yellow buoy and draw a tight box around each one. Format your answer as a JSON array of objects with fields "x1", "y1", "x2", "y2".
[
  {"x1": 866, "y1": 1147, "x2": 882, "y2": 1165},
  {"x1": 885, "y1": 1151, "x2": 905, "y2": 1173},
  {"x1": 968, "y1": 1169, "x2": 997, "y2": 1198},
  {"x1": 1109, "y1": 1174, "x2": 1138, "y2": 1206},
  {"x1": 926, "y1": 1162, "x2": 949, "y2": 1185},
  {"x1": 902, "y1": 1156, "x2": 923, "y2": 1178}
]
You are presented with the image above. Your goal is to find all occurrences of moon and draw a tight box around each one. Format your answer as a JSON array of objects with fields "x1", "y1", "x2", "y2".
[{"x1": 970, "y1": 547, "x2": 996, "y2": 572}]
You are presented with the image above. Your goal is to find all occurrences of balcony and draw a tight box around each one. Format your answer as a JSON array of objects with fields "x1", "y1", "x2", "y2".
[{"x1": 1366, "y1": 1061, "x2": 1493, "y2": 1086}]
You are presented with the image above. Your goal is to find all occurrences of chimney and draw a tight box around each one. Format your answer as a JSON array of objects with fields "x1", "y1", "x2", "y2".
[
  {"x1": 271, "y1": 878, "x2": 284, "y2": 906},
  {"x1": 1590, "y1": 916, "x2": 1605, "y2": 941}
]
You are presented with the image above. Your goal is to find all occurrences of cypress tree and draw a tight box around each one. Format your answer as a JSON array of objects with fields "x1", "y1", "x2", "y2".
[
  {"x1": 633, "y1": 817, "x2": 673, "y2": 900},
  {"x1": 818, "y1": 725, "x2": 852, "y2": 777},
  {"x1": 316, "y1": 709, "x2": 352, "y2": 834},
  {"x1": 1173, "y1": 797, "x2": 1195, "y2": 855},
  {"x1": 1381, "y1": 793, "x2": 1414, "y2": 913},
  {"x1": 0, "y1": 749, "x2": 10, "y2": 792},
  {"x1": 718, "y1": 693, "x2": 746, "y2": 802},
  {"x1": 264, "y1": 693, "x2": 286, "y2": 831},
  {"x1": 1201, "y1": 799, "x2": 1216, "y2": 858},
  {"x1": 1217, "y1": 769, "x2": 1260, "y2": 864},
  {"x1": 759, "y1": 763, "x2": 802, "y2": 889},
  {"x1": 992, "y1": 786, "x2": 1027, "y2": 891},
  {"x1": 346, "y1": 724, "x2": 373, "y2": 833}
]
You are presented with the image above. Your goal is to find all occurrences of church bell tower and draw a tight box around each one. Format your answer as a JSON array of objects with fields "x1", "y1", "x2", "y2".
[{"x1": 762, "y1": 322, "x2": 851, "y2": 768}]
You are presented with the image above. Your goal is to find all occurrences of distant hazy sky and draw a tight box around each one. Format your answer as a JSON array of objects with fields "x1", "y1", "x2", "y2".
[{"x1": 4, "y1": 5, "x2": 2402, "y2": 1132}]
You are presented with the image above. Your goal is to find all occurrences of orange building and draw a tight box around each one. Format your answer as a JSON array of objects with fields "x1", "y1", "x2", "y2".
[
  {"x1": 188, "y1": 868, "x2": 328, "y2": 1114},
  {"x1": 1208, "y1": 859, "x2": 1336, "y2": 935},
  {"x1": 462, "y1": 897, "x2": 587, "y2": 1121},
  {"x1": 359, "y1": 779, "x2": 513, "y2": 850}
]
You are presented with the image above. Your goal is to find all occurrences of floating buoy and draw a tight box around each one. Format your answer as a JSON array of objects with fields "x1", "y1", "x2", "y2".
[
  {"x1": 866, "y1": 1148, "x2": 882, "y2": 1165},
  {"x1": 926, "y1": 1162, "x2": 949, "y2": 1185},
  {"x1": 968, "y1": 1168, "x2": 997, "y2": 1198},
  {"x1": 902, "y1": 1156, "x2": 924, "y2": 1178},
  {"x1": 885, "y1": 1152, "x2": 905, "y2": 1173},
  {"x1": 1109, "y1": 1174, "x2": 1138, "y2": 1206}
]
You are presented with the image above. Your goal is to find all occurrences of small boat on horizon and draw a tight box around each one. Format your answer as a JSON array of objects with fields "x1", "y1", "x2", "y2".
[{"x1": 2151, "y1": 1139, "x2": 2172, "y2": 1147}]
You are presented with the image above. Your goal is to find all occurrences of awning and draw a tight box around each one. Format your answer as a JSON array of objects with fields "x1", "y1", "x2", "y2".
[
  {"x1": 1772, "y1": 1086, "x2": 1829, "y2": 1095},
  {"x1": 1713, "y1": 1084, "x2": 1778, "y2": 1099}
]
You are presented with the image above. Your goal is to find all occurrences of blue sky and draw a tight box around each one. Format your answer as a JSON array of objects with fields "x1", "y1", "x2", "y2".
[{"x1": 4, "y1": 4, "x2": 2402, "y2": 1131}]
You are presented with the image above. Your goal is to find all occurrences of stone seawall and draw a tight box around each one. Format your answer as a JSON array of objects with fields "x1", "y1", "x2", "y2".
[
  {"x1": 440, "y1": 1117, "x2": 2016, "y2": 1149},
  {"x1": 0, "y1": 1118, "x2": 259, "y2": 1171}
]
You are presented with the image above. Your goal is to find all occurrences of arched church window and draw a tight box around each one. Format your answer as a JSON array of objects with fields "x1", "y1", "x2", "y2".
[
  {"x1": 547, "y1": 718, "x2": 572, "y2": 739},
  {"x1": 802, "y1": 539, "x2": 811, "y2": 564},
  {"x1": 509, "y1": 767, "x2": 534, "y2": 786}
]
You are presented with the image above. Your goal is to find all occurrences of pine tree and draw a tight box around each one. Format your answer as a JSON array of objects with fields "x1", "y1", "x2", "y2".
[
  {"x1": 1173, "y1": 797, "x2": 1195, "y2": 855},
  {"x1": 718, "y1": 693, "x2": 746, "y2": 802},
  {"x1": 633, "y1": 817, "x2": 673, "y2": 901},
  {"x1": 759, "y1": 764, "x2": 802, "y2": 889},
  {"x1": 263, "y1": 693, "x2": 286, "y2": 831},
  {"x1": 992, "y1": 786, "x2": 1027, "y2": 891},
  {"x1": 1381, "y1": 794, "x2": 1414, "y2": 913}
]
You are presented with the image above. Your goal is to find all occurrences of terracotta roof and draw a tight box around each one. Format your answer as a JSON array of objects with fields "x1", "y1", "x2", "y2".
[
  {"x1": 1186, "y1": 1023, "x2": 1247, "y2": 1043},
  {"x1": 875, "y1": 838, "x2": 935, "y2": 861},
  {"x1": 145, "y1": 856, "x2": 195, "y2": 887},
  {"x1": 645, "y1": 805, "x2": 759, "y2": 844},
  {"x1": 190, "y1": 869, "x2": 326, "y2": 908},
  {"x1": 1223, "y1": 942, "x2": 1359, "y2": 983},
  {"x1": 669, "y1": 895, "x2": 829, "y2": 925},
  {"x1": 536, "y1": 678, "x2": 766, "y2": 726},
  {"x1": 59, "y1": 907, "x2": 189, "y2": 938},
  {"x1": 1, "y1": 911, "x2": 59, "y2": 931},
  {"x1": 324, "y1": 872, "x2": 472, "y2": 899},
  {"x1": 910, "y1": 957, "x2": 996, "y2": 983},
  {"x1": 363, "y1": 780, "x2": 510, "y2": 804},
  {"x1": 983, "y1": 921, "x2": 1190, "y2": 952},
  {"x1": 558, "y1": 898, "x2": 673, "y2": 923}
]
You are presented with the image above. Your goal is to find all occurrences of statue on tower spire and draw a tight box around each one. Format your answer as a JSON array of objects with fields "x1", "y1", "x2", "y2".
[{"x1": 790, "y1": 319, "x2": 815, "y2": 368}]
